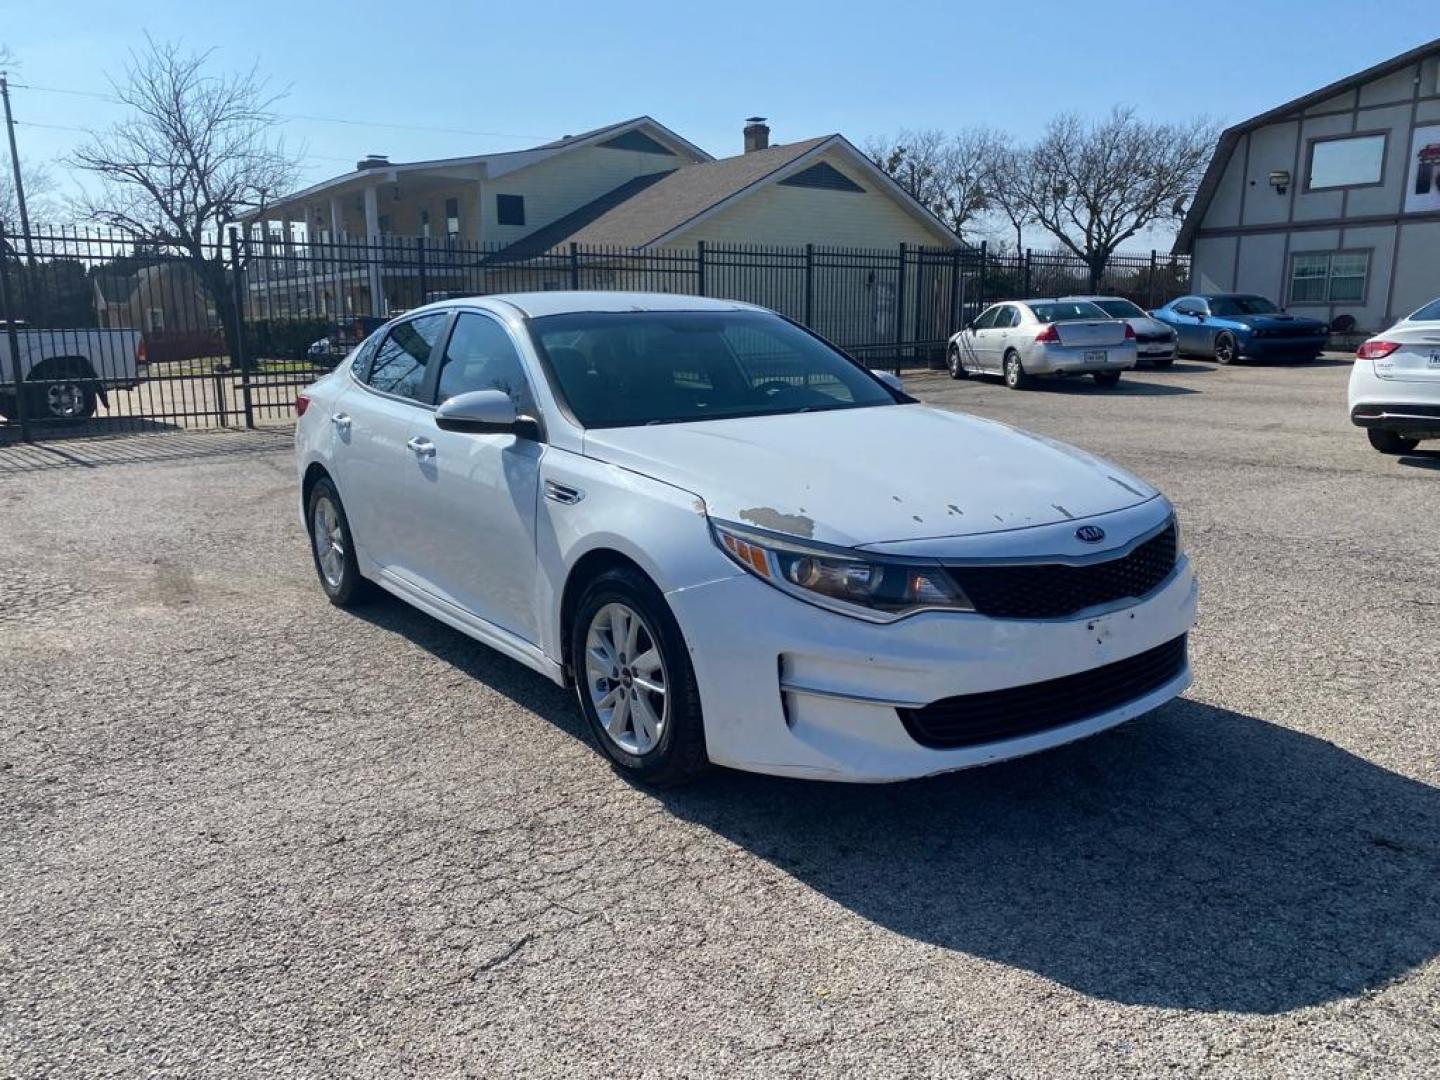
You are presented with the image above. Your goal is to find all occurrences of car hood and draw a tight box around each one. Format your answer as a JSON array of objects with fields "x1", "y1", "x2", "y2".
[
  {"x1": 1237, "y1": 313, "x2": 1328, "y2": 332},
  {"x1": 582, "y1": 404, "x2": 1158, "y2": 547}
]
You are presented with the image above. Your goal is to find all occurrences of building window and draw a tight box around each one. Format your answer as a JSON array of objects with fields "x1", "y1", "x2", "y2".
[
  {"x1": 496, "y1": 194, "x2": 525, "y2": 226},
  {"x1": 1290, "y1": 251, "x2": 1369, "y2": 304},
  {"x1": 445, "y1": 197, "x2": 460, "y2": 238},
  {"x1": 378, "y1": 213, "x2": 392, "y2": 235},
  {"x1": 1307, "y1": 133, "x2": 1386, "y2": 190},
  {"x1": 420, "y1": 209, "x2": 431, "y2": 239}
]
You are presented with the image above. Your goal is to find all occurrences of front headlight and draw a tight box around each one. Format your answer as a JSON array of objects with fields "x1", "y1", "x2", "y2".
[{"x1": 710, "y1": 520, "x2": 974, "y2": 622}]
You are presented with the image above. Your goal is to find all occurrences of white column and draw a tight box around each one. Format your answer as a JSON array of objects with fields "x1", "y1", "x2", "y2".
[{"x1": 363, "y1": 183, "x2": 384, "y2": 316}]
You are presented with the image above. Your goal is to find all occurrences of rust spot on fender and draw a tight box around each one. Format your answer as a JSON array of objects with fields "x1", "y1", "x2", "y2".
[{"x1": 738, "y1": 506, "x2": 816, "y2": 539}]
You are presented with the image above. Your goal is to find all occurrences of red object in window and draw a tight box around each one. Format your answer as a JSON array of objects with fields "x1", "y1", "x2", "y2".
[
  {"x1": 1034, "y1": 324, "x2": 1060, "y2": 343},
  {"x1": 295, "y1": 392, "x2": 311, "y2": 416},
  {"x1": 1355, "y1": 339, "x2": 1400, "y2": 359},
  {"x1": 134, "y1": 336, "x2": 147, "y2": 369}
]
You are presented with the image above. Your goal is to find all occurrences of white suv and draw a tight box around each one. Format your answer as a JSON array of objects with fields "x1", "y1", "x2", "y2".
[{"x1": 296, "y1": 293, "x2": 1196, "y2": 785}]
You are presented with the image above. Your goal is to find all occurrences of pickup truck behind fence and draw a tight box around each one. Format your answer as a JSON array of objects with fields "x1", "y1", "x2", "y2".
[{"x1": 1, "y1": 324, "x2": 147, "y2": 422}]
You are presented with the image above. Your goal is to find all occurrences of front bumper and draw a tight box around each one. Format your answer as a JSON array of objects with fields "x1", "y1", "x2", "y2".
[
  {"x1": 1240, "y1": 335, "x2": 1327, "y2": 359},
  {"x1": 666, "y1": 553, "x2": 1197, "y2": 782}
]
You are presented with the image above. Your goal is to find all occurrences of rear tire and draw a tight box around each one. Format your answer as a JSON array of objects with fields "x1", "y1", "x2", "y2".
[
  {"x1": 1092, "y1": 370, "x2": 1122, "y2": 387},
  {"x1": 1213, "y1": 332, "x2": 1237, "y2": 365},
  {"x1": 1368, "y1": 429, "x2": 1419, "y2": 455},
  {"x1": 571, "y1": 566, "x2": 708, "y2": 786},
  {"x1": 1003, "y1": 350, "x2": 1030, "y2": 390},
  {"x1": 947, "y1": 343, "x2": 967, "y2": 380},
  {"x1": 306, "y1": 477, "x2": 373, "y2": 607},
  {"x1": 27, "y1": 378, "x2": 97, "y2": 421}
]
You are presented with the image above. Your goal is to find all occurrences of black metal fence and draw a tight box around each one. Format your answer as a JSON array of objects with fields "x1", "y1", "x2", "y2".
[{"x1": 0, "y1": 224, "x2": 1190, "y2": 441}]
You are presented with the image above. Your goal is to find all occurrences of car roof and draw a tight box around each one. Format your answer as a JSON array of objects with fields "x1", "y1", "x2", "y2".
[
  {"x1": 396, "y1": 291, "x2": 764, "y2": 320},
  {"x1": 1055, "y1": 295, "x2": 1134, "y2": 303}
]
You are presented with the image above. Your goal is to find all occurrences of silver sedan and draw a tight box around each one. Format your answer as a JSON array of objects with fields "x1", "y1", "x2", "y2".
[{"x1": 948, "y1": 300, "x2": 1138, "y2": 389}]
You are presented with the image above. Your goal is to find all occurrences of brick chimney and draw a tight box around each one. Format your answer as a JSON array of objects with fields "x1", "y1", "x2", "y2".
[{"x1": 743, "y1": 117, "x2": 770, "y2": 154}]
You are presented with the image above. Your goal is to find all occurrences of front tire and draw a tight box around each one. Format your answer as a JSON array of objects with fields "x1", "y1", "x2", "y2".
[
  {"x1": 571, "y1": 566, "x2": 708, "y2": 786},
  {"x1": 1092, "y1": 370, "x2": 1122, "y2": 387},
  {"x1": 1213, "y1": 332, "x2": 1237, "y2": 365},
  {"x1": 306, "y1": 477, "x2": 372, "y2": 607},
  {"x1": 1003, "y1": 350, "x2": 1030, "y2": 390},
  {"x1": 947, "y1": 344, "x2": 967, "y2": 380},
  {"x1": 1368, "y1": 429, "x2": 1419, "y2": 455}
]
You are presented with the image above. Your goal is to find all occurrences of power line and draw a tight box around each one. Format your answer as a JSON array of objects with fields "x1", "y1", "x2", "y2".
[{"x1": 7, "y1": 81, "x2": 546, "y2": 142}]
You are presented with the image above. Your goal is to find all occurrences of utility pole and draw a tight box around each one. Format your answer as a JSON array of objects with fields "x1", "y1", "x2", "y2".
[{"x1": 0, "y1": 73, "x2": 35, "y2": 265}]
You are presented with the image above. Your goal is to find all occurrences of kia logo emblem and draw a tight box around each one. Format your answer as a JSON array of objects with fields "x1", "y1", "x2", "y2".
[{"x1": 1075, "y1": 525, "x2": 1106, "y2": 544}]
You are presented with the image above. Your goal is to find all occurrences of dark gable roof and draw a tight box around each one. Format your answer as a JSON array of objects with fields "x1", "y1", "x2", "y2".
[
  {"x1": 548, "y1": 136, "x2": 833, "y2": 248},
  {"x1": 1175, "y1": 37, "x2": 1440, "y2": 253},
  {"x1": 779, "y1": 161, "x2": 865, "y2": 193}
]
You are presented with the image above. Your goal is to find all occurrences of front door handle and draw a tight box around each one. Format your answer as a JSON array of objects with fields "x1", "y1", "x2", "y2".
[
  {"x1": 406, "y1": 436, "x2": 435, "y2": 458},
  {"x1": 330, "y1": 412, "x2": 351, "y2": 430}
]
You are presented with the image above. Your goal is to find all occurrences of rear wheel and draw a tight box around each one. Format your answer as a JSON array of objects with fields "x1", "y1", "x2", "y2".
[
  {"x1": 1003, "y1": 350, "x2": 1030, "y2": 390},
  {"x1": 571, "y1": 566, "x2": 708, "y2": 786},
  {"x1": 1213, "y1": 332, "x2": 1237, "y2": 365},
  {"x1": 946, "y1": 343, "x2": 967, "y2": 380},
  {"x1": 1092, "y1": 370, "x2": 1122, "y2": 387},
  {"x1": 1368, "y1": 429, "x2": 1419, "y2": 455},
  {"x1": 306, "y1": 477, "x2": 372, "y2": 607}
]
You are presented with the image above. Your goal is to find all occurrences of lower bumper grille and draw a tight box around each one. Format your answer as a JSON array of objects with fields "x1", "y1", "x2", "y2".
[
  {"x1": 1351, "y1": 402, "x2": 1440, "y2": 427},
  {"x1": 897, "y1": 635, "x2": 1188, "y2": 750}
]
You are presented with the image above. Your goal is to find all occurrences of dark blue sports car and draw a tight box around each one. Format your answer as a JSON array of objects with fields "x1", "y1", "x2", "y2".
[{"x1": 1148, "y1": 294, "x2": 1329, "y2": 364}]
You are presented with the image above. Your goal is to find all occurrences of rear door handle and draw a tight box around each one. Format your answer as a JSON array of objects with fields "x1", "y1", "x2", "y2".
[
  {"x1": 330, "y1": 412, "x2": 351, "y2": 429},
  {"x1": 406, "y1": 436, "x2": 435, "y2": 458}
]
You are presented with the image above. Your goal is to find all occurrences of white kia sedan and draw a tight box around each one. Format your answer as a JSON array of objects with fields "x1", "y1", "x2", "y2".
[
  {"x1": 296, "y1": 293, "x2": 1197, "y2": 784},
  {"x1": 1349, "y1": 296, "x2": 1440, "y2": 454},
  {"x1": 946, "y1": 299, "x2": 1138, "y2": 388}
]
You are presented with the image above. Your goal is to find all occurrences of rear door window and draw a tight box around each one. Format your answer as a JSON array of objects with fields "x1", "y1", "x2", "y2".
[{"x1": 363, "y1": 313, "x2": 449, "y2": 401}]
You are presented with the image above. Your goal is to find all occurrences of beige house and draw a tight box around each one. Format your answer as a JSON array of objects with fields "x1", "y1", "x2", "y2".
[
  {"x1": 242, "y1": 116, "x2": 961, "y2": 323},
  {"x1": 93, "y1": 263, "x2": 219, "y2": 334}
]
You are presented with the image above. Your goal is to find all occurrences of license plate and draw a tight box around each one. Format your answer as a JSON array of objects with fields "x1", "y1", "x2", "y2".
[{"x1": 1084, "y1": 350, "x2": 1106, "y2": 364}]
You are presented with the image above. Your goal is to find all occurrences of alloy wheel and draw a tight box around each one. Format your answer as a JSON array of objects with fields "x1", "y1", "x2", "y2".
[
  {"x1": 584, "y1": 602, "x2": 668, "y2": 755},
  {"x1": 44, "y1": 381, "x2": 86, "y2": 419},
  {"x1": 311, "y1": 495, "x2": 347, "y2": 589},
  {"x1": 1215, "y1": 335, "x2": 1236, "y2": 365}
]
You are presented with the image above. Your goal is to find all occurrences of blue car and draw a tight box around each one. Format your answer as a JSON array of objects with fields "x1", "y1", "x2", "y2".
[{"x1": 1148, "y1": 294, "x2": 1329, "y2": 364}]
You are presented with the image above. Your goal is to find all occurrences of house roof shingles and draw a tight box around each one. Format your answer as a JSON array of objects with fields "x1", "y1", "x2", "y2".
[{"x1": 553, "y1": 136, "x2": 833, "y2": 248}]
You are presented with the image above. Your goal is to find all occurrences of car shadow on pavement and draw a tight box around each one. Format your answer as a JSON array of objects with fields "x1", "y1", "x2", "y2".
[
  {"x1": 967, "y1": 376, "x2": 1199, "y2": 396},
  {"x1": 349, "y1": 596, "x2": 1440, "y2": 1016},
  {"x1": 1398, "y1": 451, "x2": 1440, "y2": 471}
]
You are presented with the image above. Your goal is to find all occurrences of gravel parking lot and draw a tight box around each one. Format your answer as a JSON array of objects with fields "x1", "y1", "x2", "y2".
[{"x1": 2, "y1": 357, "x2": 1438, "y2": 1078}]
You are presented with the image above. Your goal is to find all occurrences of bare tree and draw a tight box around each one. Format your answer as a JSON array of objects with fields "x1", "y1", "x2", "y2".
[
  {"x1": 0, "y1": 161, "x2": 57, "y2": 229},
  {"x1": 68, "y1": 37, "x2": 298, "y2": 367},
  {"x1": 977, "y1": 135, "x2": 1034, "y2": 252},
  {"x1": 866, "y1": 127, "x2": 1001, "y2": 241},
  {"x1": 1010, "y1": 108, "x2": 1217, "y2": 286}
]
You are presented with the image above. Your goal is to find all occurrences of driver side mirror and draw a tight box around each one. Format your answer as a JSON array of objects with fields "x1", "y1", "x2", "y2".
[
  {"x1": 434, "y1": 389, "x2": 540, "y2": 439},
  {"x1": 874, "y1": 370, "x2": 904, "y2": 393}
]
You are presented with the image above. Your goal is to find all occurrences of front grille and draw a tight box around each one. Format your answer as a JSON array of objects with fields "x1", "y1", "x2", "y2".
[
  {"x1": 945, "y1": 522, "x2": 1178, "y2": 619},
  {"x1": 898, "y1": 635, "x2": 1187, "y2": 749}
]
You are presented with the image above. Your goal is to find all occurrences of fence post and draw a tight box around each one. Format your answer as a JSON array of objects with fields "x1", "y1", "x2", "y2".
[
  {"x1": 893, "y1": 243, "x2": 906, "y2": 372},
  {"x1": 804, "y1": 243, "x2": 815, "y2": 327},
  {"x1": 696, "y1": 240, "x2": 706, "y2": 297},
  {"x1": 1023, "y1": 249, "x2": 1033, "y2": 299},
  {"x1": 230, "y1": 232, "x2": 254, "y2": 429},
  {"x1": 568, "y1": 242, "x2": 580, "y2": 291},
  {"x1": 977, "y1": 240, "x2": 987, "y2": 311},
  {"x1": 948, "y1": 247, "x2": 961, "y2": 332},
  {"x1": 416, "y1": 236, "x2": 427, "y2": 305},
  {"x1": 1148, "y1": 249, "x2": 1158, "y2": 307},
  {"x1": 0, "y1": 226, "x2": 30, "y2": 442}
]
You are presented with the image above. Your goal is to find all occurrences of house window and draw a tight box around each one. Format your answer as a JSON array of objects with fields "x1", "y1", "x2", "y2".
[
  {"x1": 1290, "y1": 251, "x2": 1369, "y2": 303},
  {"x1": 496, "y1": 194, "x2": 525, "y2": 226},
  {"x1": 445, "y1": 197, "x2": 460, "y2": 237},
  {"x1": 420, "y1": 209, "x2": 431, "y2": 239},
  {"x1": 148, "y1": 308, "x2": 165, "y2": 333},
  {"x1": 378, "y1": 213, "x2": 392, "y2": 235},
  {"x1": 1307, "y1": 134, "x2": 1386, "y2": 190}
]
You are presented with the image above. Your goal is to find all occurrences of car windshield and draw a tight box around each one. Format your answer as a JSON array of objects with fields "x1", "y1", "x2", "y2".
[
  {"x1": 528, "y1": 310, "x2": 898, "y2": 428},
  {"x1": 1029, "y1": 301, "x2": 1109, "y2": 323},
  {"x1": 1409, "y1": 298, "x2": 1440, "y2": 322},
  {"x1": 1210, "y1": 296, "x2": 1279, "y2": 316},
  {"x1": 1091, "y1": 299, "x2": 1146, "y2": 318}
]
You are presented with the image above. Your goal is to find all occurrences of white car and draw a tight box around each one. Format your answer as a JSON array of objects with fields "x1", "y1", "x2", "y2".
[
  {"x1": 1059, "y1": 295, "x2": 1177, "y2": 367},
  {"x1": 1350, "y1": 297, "x2": 1440, "y2": 454},
  {"x1": 946, "y1": 299, "x2": 1137, "y2": 389},
  {"x1": 295, "y1": 293, "x2": 1197, "y2": 784}
]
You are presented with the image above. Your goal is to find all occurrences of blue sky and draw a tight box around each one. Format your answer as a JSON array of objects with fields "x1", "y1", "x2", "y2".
[{"x1": 1, "y1": 0, "x2": 1436, "y2": 245}]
